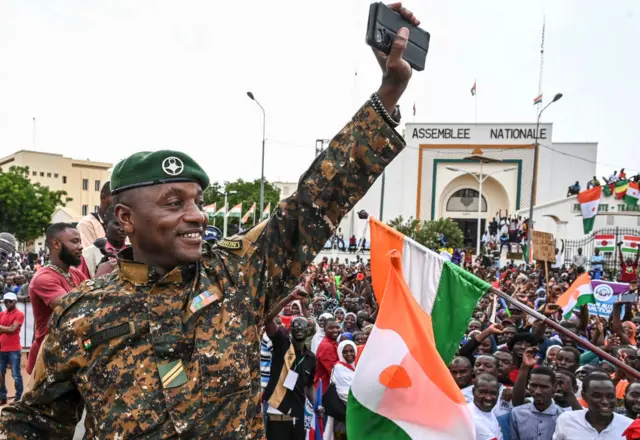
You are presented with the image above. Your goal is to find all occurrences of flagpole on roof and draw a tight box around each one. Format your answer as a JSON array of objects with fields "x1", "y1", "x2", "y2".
[
  {"x1": 536, "y1": 17, "x2": 545, "y2": 116},
  {"x1": 470, "y1": 79, "x2": 477, "y2": 124}
]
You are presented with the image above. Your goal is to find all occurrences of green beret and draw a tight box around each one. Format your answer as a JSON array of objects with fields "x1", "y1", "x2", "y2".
[{"x1": 110, "y1": 150, "x2": 210, "y2": 195}]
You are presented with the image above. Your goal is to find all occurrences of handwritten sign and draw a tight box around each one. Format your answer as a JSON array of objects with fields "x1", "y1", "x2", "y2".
[{"x1": 532, "y1": 230, "x2": 555, "y2": 262}]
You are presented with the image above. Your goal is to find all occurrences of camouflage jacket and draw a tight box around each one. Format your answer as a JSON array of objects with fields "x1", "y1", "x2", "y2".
[{"x1": 0, "y1": 101, "x2": 404, "y2": 439}]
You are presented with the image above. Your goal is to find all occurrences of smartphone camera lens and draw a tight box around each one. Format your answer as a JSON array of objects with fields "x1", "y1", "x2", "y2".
[
  {"x1": 375, "y1": 29, "x2": 384, "y2": 44},
  {"x1": 383, "y1": 33, "x2": 391, "y2": 47}
]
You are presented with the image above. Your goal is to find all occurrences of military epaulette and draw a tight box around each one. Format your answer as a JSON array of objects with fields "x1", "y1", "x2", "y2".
[{"x1": 216, "y1": 239, "x2": 243, "y2": 250}]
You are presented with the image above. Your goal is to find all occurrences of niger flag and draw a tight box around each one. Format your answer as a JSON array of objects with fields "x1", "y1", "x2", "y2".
[
  {"x1": 368, "y1": 217, "x2": 489, "y2": 363},
  {"x1": 347, "y1": 249, "x2": 475, "y2": 439}
]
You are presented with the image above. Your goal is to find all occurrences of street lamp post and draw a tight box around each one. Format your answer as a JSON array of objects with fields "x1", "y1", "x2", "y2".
[
  {"x1": 247, "y1": 91, "x2": 266, "y2": 216},
  {"x1": 447, "y1": 164, "x2": 517, "y2": 255},
  {"x1": 223, "y1": 190, "x2": 237, "y2": 237},
  {"x1": 527, "y1": 93, "x2": 563, "y2": 260}
]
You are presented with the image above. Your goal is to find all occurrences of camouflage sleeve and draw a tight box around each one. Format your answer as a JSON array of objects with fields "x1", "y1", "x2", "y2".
[
  {"x1": 0, "y1": 319, "x2": 83, "y2": 438},
  {"x1": 260, "y1": 101, "x2": 405, "y2": 307}
]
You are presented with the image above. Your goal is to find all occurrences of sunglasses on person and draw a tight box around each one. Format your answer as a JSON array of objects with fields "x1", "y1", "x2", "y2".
[{"x1": 3, "y1": 300, "x2": 15, "y2": 304}]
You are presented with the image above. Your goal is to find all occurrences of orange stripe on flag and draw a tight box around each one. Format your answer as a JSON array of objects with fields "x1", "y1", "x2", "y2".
[
  {"x1": 369, "y1": 217, "x2": 404, "y2": 304},
  {"x1": 376, "y1": 250, "x2": 463, "y2": 404},
  {"x1": 555, "y1": 273, "x2": 590, "y2": 309}
]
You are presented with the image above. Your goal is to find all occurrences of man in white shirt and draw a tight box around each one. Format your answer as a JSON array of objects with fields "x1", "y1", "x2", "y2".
[
  {"x1": 552, "y1": 373, "x2": 632, "y2": 439},
  {"x1": 462, "y1": 355, "x2": 513, "y2": 418},
  {"x1": 468, "y1": 373, "x2": 503, "y2": 440}
]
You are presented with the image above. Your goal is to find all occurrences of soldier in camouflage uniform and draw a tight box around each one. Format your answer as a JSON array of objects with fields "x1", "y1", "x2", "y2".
[{"x1": 0, "y1": 3, "x2": 420, "y2": 438}]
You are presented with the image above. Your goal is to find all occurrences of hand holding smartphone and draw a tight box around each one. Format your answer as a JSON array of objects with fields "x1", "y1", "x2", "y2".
[{"x1": 366, "y1": 2, "x2": 430, "y2": 71}]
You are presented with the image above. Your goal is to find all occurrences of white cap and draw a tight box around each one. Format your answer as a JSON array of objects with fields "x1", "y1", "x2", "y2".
[{"x1": 3, "y1": 292, "x2": 17, "y2": 301}]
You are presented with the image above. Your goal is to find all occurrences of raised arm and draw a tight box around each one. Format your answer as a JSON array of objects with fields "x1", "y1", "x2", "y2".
[{"x1": 257, "y1": 6, "x2": 419, "y2": 310}]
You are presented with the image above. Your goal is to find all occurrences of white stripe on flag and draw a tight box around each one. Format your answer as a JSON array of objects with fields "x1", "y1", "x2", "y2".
[{"x1": 402, "y1": 235, "x2": 444, "y2": 315}]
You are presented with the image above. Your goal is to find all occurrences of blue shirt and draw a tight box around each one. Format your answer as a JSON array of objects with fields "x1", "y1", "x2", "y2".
[{"x1": 510, "y1": 401, "x2": 562, "y2": 440}]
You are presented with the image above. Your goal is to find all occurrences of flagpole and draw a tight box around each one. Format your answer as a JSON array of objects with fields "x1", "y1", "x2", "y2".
[
  {"x1": 489, "y1": 285, "x2": 640, "y2": 380},
  {"x1": 474, "y1": 79, "x2": 477, "y2": 124}
]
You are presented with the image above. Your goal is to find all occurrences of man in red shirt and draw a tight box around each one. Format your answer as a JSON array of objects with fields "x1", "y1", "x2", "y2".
[
  {"x1": 27, "y1": 223, "x2": 86, "y2": 374},
  {"x1": 0, "y1": 292, "x2": 25, "y2": 404},
  {"x1": 314, "y1": 318, "x2": 341, "y2": 394},
  {"x1": 618, "y1": 242, "x2": 640, "y2": 283}
]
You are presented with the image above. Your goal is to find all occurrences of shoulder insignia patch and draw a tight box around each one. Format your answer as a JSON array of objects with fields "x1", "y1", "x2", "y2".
[
  {"x1": 217, "y1": 239, "x2": 242, "y2": 250},
  {"x1": 83, "y1": 322, "x2": 134, "y2": 351}
]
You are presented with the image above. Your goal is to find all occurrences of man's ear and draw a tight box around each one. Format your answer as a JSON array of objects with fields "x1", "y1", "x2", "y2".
[{"x1": 115, "y1": 204, "x2": 134, "y2": 235}]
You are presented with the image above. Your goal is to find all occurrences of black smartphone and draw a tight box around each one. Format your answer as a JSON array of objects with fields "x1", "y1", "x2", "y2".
[{"x1": 365, "y1": 2, "x2": 430, "y2": 72}]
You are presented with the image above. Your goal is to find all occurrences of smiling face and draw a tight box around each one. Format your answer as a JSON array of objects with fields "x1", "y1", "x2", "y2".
[
  {"x1": 473, "y1": 376, "x2": 500, "y2": 413},
  {"x1": 342, "y1": 344, "x2": 356, "y2": 364},
  {"x1": 584, "y1": 379, "x2": 616, "y2": 418},
  {"x1": 334, "y1": 309, "x2": 345, "y2": 322},
  {"x1": 115, "y1": 182, "x2": 207, "y2": 270},
  {"x1": 344, "y1": 314, "x2": 357, "y2": 331},
  {"x1": 625, "y1": 382, "x2": 640, "y2": 418},
  {"x1": 325, "y1": 321, "x2": 341, "y2": 341}
]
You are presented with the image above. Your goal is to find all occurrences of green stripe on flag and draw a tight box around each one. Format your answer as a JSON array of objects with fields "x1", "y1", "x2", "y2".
[
  {"x1": 432, "y1": 261, "x2": 489, "y2": 365},
  {"x1": 347, "y1": 391, "x2": 411, "y2": 439},
  {"x1": 603, "y1": 184, "x2": 612, "y2": 197},
  {"x1": 583, "y1": 217, "x2": 596, "y2": 234},
  {"x1": 625, "y1": 194, "x2": 639, "y2": 206},
  {"x1": 563, "y1": 293, "x2": 596, "y2": 320}
]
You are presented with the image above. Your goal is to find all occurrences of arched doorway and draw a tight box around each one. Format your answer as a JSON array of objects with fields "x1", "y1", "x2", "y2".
[{"x1": 439, "y1": 175, "x2": 510, "y2": 247}]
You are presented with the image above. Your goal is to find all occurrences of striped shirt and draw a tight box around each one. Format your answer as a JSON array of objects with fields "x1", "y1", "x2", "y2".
[
  {"x1": 260, "y1": 332, "x2": 273, "y2": 392},
  {"x1": 510, "y1": 402, "x2": 562, "y2": 440}
]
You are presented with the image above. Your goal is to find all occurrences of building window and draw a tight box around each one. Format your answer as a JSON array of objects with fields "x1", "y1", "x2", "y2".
[
  {"x1": 95, "y1": 180, "x2": 101, "y2": 191},
  {"x1": 82, "y1": 205, "x2": 88, "y2": 216},
  {"x1": 40, "y1": 172, "x2": 44, "y2": 177},
  {"x1": 445, "y1": 188, "x2": 488, "y2": 212},
  {"x1": 47, "y1": 172, "x2": 51, "y2": 177},
  {"x1": 32, "y1": 171, "x2": 37, "y2": 176},
  {"x1": 62, "y1": 176, "x2": 67, "y2": 184},
  {"x1": 82, "y1": 179, "x2": 88, "y2": 190},
  {"x1": 54, "y1": 173, "x2": 58, "y2": 178},
  {"x1": 94, "y1": 205, "x2": 99, "y2": 213}
]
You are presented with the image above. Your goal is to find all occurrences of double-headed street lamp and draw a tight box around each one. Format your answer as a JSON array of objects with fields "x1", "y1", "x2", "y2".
[
  {"x1": 247, "y1": 91, "x2": 266, "y2": 217},
  {"x1": 447, "y1": 159, "x2": 517, "y2": 256},
  {"x1": 527, "y1": 93, "x2": 563, "y2": 259}
]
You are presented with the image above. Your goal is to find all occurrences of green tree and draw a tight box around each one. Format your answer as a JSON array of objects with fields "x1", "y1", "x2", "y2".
[
  {"x1": 0, "y1": 166, "x2": 71, "y2": 242},
  {"x1": 387, "y1": 216, "x2": 464, "y2": 250}
]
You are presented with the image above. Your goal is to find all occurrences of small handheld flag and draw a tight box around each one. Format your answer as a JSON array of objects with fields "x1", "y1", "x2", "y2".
[
  {"x1": 533, "y1": 94, "x2": 542, "y2": 105},
  {"x1": 470, "y1": 80, "x2": 476, "y2": 96}
]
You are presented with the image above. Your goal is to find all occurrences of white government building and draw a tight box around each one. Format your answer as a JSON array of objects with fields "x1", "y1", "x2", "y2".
[{"x1": 330, "y1": 121, "x2": 638, "y2": 254}]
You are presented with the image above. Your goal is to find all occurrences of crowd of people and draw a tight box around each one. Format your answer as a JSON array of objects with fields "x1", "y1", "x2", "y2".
[
  {"x1": 567, "y1": 167, "x2": 640, "y2": 197},
  {"x1": 2, "y1": 191, "x2": 640, "y2": 439}
]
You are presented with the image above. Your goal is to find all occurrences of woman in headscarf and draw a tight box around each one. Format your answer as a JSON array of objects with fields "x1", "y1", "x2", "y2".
[
  {"x1": 337, "y1": 332, "x2": 353, "y2": 343},
  {"x1": 311, "y1": 313, "x2": 334, "y2": 355},
  {"x1": 543, "y1": 345, "x2": 562, "y2": 368},
  {"x1": 343, "y1": 312, "x2": 358, "y2": 333},
  {"x1": 324, "y1": 340, "x2": 357, "y2": 440},
  {"x1": 333, "y1": 307, "x2": 346, "y2": 327}
]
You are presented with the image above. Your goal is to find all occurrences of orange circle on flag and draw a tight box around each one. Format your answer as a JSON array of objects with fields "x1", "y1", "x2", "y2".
[{"x1": 379, "y1": 365, "x2": 412, "y2": 389}]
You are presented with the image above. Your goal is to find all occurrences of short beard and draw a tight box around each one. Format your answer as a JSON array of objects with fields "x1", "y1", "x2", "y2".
[{"x1": 59, "y1": 244, "x2": 81, "y2": 267}]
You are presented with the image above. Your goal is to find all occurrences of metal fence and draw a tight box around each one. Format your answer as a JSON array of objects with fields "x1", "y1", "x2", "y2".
[{"x1": 563, "y1": 226, "x2": 640, "y2": 273}]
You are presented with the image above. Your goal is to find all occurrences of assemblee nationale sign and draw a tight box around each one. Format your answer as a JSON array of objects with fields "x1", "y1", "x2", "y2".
[{"x1": 410, "y1": 127, "x2": 549, "y2": 141}]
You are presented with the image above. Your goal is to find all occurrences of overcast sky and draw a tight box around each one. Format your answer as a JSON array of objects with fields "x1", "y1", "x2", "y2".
[{"x1": 1, "y1": 1, "x2": 638, "y2": 185}]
